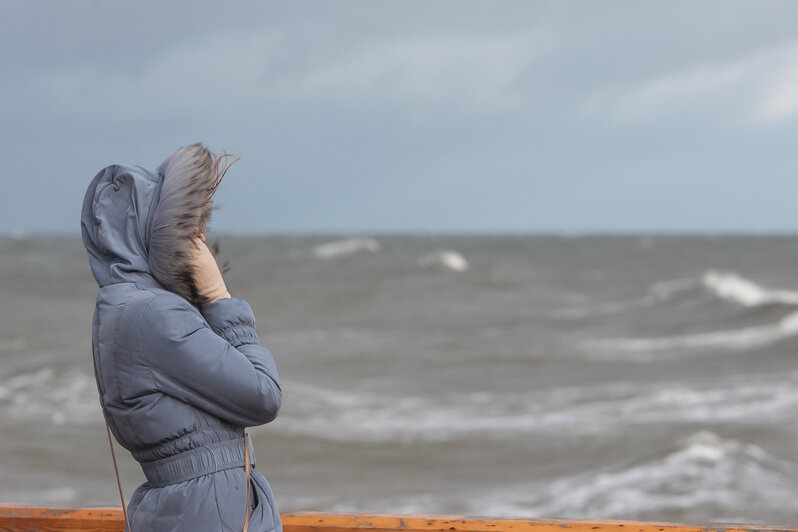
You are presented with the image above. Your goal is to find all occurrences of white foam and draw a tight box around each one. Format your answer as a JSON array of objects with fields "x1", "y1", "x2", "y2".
[
  {"x1": 480, "y1": 431, "x2": 798, "y2": 520},
  {"x1": 667, "y1": 430, "x2": 744, "y2": 463},
  {"x1": 280, "y1": 378, "x2": 365, "y2": 409},
  {"x1": 533, "y1": 377, "x2": 798, "y2": 434},
  {"x1": 1, "y1": 367, "x2": 102, "y2": 425},
  {"x1": 311, "y1": 237, "x2": 380, "y2": 258},
  {"x1": 5, "y1": 367, "x2": 54, "y2": 389},
  {"x1": 702, "y1": 270, "x2": 798, "y2": 307},
  {"x1": 570, "y1": 270, "x2": 798, "y2": 356},
  {"x1": 556, "y1": 270, "x2": 798, "y2": 319},
  {"x1": 271, "y1": 373, "x2": 798, "y2": 442},
  {"x1": 417, "y1": 249, "x2": 468, "y2": 272},
  {"x1": 580, "y1": 309, "x2": 798, "y2": 357}
]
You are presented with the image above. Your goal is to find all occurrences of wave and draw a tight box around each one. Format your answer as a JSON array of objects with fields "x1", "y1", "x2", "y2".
[
  {"x1": 702, "y1": 270, "x2": 798, "y2": 308},
  {"x1": 267, "y1": 373, "x2": 798, "y2": 442},
  {"x1": 311, "y1": 237, "x2": 380, "y2": 259},
  {"x1": 481, "y1": 431, "x2": 798, "y2": 521},
  {"x1": 417, "y1": 249, "x2": 469, "y2": 272},
  {"x1": 580, "y1": 309, "x2": 798, "y2": 356},
  {"x1": 0, "y1": 367, "x2": 101, "y2": 425},
  {"x1": 554, "y1": 277, "x2": 698, "y2": 318},
  {"x1": 573, "y1": 271, "x2": 798, "y2": 356},
  {"x1": 557, "y1": 270, "x2": 798, "y2": 319},
  {"x1": 8, "y1": 364, "x2": 796, "y2": 442}
]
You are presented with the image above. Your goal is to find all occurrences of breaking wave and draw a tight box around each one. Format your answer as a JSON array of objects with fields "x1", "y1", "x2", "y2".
[
  {"x1": 581, "y1": 310, "x2": 798, "y2": 355},
  {"x1": 0, "y1": 366, "x2": 101, "y2": 425},
  {"x1": 417, "y1": 249, "x2": 469, "y2": 272},
  {"x1": 268, "y1": 374, "x2": 798, "y2": 443},
  {"x1": 560, "y1": 270, "x2": 798, "y2": 319},
  {"x1": 577, "y1": 271, "x2": 798, "y2": 356},
  {"x1": 481, "y1": 432, "x2": 798, "y2": 522},
  {"x1": 702, "y1": 270, "x2": 798, "y2": 307},
  {"x1": 311, "y1": 237, "x2": 380, "y2": 259}
]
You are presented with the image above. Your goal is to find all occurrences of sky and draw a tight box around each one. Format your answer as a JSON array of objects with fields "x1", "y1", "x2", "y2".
[{"x1": 3, "y1": 1, "x2": 798, "y2": 235}]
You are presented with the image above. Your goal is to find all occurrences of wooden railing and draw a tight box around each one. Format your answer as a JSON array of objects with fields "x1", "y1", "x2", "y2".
[{"x1": 0, "y1": 507, "x2": 794, "y2": 532}]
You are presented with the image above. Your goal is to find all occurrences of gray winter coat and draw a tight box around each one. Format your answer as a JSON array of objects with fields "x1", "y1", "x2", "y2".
[{"x1": 80, "y1": 155, "x2": 282, "y2": 532}]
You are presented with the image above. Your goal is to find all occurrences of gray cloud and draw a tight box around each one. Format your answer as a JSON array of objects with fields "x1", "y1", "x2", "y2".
[{"x1": 3, "y1": 1, "x2": 798, "y2": 234}]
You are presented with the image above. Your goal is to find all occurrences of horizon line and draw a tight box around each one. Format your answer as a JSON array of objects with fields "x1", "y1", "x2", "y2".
[{"x1": 6, "y1": 229, "x2": 798, "y2": 238}]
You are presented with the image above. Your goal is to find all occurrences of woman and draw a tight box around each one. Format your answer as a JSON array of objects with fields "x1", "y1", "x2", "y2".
[{"x1": 80, "y1": 144, "x2": 282, "y2": 532}]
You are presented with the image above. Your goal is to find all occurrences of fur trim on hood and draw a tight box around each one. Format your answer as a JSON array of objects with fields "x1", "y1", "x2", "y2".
[{"x1": 148, "y1": 144, "x2": 235, "y2": 306}]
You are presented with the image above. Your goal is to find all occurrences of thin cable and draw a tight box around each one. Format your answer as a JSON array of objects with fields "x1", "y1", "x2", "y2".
[
  {"x1": 106, "y1": 422, "x2": 133, "y2": 532},
  {"x1": 243, "y1": 432, "x2": 251, "y2": 532}
]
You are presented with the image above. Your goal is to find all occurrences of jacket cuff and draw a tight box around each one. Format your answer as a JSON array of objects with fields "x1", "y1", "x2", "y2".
[{"x1": 201, "y1": 297, "x2": 259, "y2": 347}]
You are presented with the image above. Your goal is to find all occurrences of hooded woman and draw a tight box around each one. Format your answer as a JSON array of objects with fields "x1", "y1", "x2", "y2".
[{"x1": 80, "y1": 144, "x2": 282, "y2": 532}]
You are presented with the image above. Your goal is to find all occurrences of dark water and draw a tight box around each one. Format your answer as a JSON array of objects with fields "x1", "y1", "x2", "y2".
[{"x1": 1, "y1": 235, "x2": 797, "y2": 525}]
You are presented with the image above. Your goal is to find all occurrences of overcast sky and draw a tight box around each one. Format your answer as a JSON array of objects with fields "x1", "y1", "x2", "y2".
[{"x1": 3, "y1": 1, "x2": 798, "y2": 234}]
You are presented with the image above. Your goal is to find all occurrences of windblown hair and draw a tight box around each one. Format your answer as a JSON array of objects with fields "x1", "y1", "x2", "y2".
[{"x1": 148, "y1": 144, "x2": 239, "y2": 306}]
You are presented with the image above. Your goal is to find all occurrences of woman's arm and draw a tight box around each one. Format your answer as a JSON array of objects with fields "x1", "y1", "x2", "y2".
[{"x1": 139, "y1": 294, "x2": 281, "y2": 427}]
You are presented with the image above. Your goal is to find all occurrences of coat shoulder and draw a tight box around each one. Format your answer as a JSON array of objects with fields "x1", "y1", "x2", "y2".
[
  {"x1": 136, "y1": 287, "x2": 208, "y2": 344},
  {"x1": 97, "y1": 283, "x2": 199, "y2": 340}
]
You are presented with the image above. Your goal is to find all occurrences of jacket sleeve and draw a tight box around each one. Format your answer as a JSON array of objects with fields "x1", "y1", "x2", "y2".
[{"x1": 139, "y1": 294, "x2": 281, "y2": 427}]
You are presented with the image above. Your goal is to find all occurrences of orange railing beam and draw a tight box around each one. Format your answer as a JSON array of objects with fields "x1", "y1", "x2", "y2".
[{"x1": 0, "y1": 507, "x2": 794, "y2": 532}]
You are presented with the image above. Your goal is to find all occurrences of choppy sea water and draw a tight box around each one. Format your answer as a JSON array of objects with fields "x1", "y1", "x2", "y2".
[{"x1": 1, "y1": 235, "x2": 797, "y2": 525}]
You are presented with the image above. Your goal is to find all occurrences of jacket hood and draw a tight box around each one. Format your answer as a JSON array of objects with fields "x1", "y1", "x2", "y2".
[{"x1": 81, "y1": 144, "x2": 225, "y2": 306}]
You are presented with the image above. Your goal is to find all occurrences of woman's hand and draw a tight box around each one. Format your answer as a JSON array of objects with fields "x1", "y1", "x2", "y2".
[{"x1": 190, "y1": 237, "x2": 231, "y2": 304}]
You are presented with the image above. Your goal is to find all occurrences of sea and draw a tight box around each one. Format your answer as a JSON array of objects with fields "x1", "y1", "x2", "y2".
[{"x1": 1, "y1": 234, "x2": 797, "y2": 526}]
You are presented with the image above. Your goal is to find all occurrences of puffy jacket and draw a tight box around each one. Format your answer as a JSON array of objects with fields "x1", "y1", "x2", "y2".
[{"x1": 80, "y1": 147, "x2": 282, "y2": 532}]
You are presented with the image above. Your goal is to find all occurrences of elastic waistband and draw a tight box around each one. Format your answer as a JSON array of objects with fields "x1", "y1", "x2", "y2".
[{"x1": 141, "y1": 435, "x2": 256, "y2": 488}]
